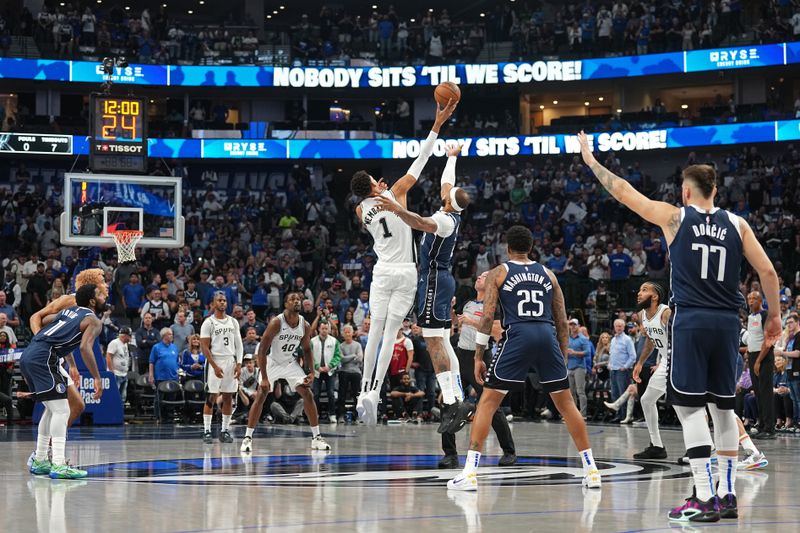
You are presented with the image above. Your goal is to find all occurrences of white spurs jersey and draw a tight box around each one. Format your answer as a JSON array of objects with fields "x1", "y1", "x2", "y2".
[
  {"x1": 360, "y1": 190, "x2": 415, "y2": 264},
  {"x1": 641, "y1": 304, "x2": 669, "y2": 360},
  {"x1": 200, "y1": 314, "x2": 243, "y2": 360},
  {"x1": 267, "y1": 313, "x2": 306, "y2": 365}
]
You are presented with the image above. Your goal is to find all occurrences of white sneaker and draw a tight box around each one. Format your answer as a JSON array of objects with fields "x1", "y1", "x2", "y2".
[
  {"x1": 311, "y1": 435, "x2": 331, "y2": 451},
  {"x1": 737, "y1": 451, "x2": 768, "y2": 471},
  {"x1": 603, "y1": 401, "x2": 620, "y2": 412},
  {"x1": 240, "y1": 436, "x2": 252, "y2": 453},
  {"x1": 358, "y1": 391, "x2": 379, "y2": 425},
  {"x1": 27, "y1": 450, "x2": 36, "y2": 468},
  {"x1": 583, "y1": 468, "x2": 602, "y2": 489},
  {"x1": 447, "y1": 472, "x2": 478, "y2": 491},
  {"x1": 540, "y1": 408, "x2": 552, "y2": 419},
  {"x1": 330, "y1": 415, "x2": 338, "y2": 424}
]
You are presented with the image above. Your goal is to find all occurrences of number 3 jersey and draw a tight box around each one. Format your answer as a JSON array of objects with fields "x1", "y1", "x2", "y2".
[
  {"x1": 267, "y1": 313, "x2": 306, "y2": 366},
  {"x1": 668, "y1": 206, "x2": 745, "y2": 310},
  {"x1": 200, "y1": 314, "x2": 243, "y2": 360},
  {"x1": 360, "y1": 190, "x2": 415, "y2": 265},
  {"x1": 498, "y1": 261, "x2": 554, "y2": 327}
]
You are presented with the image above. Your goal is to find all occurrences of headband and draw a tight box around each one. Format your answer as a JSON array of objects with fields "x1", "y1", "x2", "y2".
[{"x1": 449, "y1": 187, "x2": 465, "y2": 212}]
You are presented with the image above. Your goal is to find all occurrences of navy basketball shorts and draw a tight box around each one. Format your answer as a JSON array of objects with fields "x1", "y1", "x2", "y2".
[
  {"x1": 19, "y1": 342, "x2": 69, "y2": 401},
  {"x1": 417, "y1": 269, "x2": 455, "y2": 333},
  {"x1": 667, "y1": 306, "x2": 739, "y2": 410},
  {"x1": 485, "y1": 322, "x2": 569, "y2": 393}
]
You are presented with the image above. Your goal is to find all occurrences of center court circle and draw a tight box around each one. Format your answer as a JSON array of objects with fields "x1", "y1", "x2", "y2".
[{"x1": 85, "y1": 454, "x2": 689, "y2": 487}]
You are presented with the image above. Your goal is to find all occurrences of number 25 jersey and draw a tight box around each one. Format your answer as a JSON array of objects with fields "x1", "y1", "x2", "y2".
[
  {"x1": 498, "y1": 261, "x2": 554, "y2": 327},
  {"x1": 668, "y1": 206, "x2": 745, "y2": 311},
  {"x1": 360, "y1": 190, "x2": 415, "y2": 265}
]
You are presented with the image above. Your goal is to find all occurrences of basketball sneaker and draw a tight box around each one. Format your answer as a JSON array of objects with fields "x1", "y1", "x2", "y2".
[
  {"x1": 240, "y1": 436, "x2": 253, "y2": 453},
  {"x1": 633, "y1": 444, "x2": 668, "y2": 460},
  {"x1": 202, "y1": 431, "x2": 213, "y2": 444},
  {"x1": 29, "y1": 459, "x2": 52, "y2": 476},
  {"x1": 582, "y1": 469, "x2": 602, "y2": 489},
  {"x1": 49, "y1": 463, "x2": 88, "y2": 480},
  {"x1": 311, "y1": 435, "x2": 331, "y2": 451},
  {"x1": 737, "y1": 450, "x2": 768, "y2": 471},
  {"x1": 668, "y1": 491, "x2": 720, "y2": 523},
  {"x1": 357, "y1": 390, "x2": 379, "y2": 425},
  {"x1": 219, "y1": 430, "x2": 233, "y2": 443},
  {"x1": 27, "y1": 450, "x2": 35, "y2": 469},
  {"x1": 447, "y1": 472, "x2": 478, "y2": 491},
  {"x1": 719, "y1": 494, "x2": 738, "y2": 519},
  {"x1": 438, "y1": 401, "x2": 475, "y2": 434}
]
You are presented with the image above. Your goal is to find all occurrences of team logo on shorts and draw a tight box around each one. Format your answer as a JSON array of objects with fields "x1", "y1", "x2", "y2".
[
  {"x1": 56, "y1": 383, "x2": 67, "y2": 393},
  {"x1": 84, "y1": 454, "x2": 689, "y2": 487}
]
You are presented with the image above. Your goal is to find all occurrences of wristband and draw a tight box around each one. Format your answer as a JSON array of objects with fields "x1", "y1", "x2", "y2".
[{"x1": 475, "y1": 332, "x2": 490, "y2": 346}]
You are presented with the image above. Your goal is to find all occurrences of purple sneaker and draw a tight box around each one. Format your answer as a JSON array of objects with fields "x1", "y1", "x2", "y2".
[
  {"x1": 719, "y1": 493, "x2": 738, "y2": 519},
  {"x1": 668, "y1": 493, "x2": 720, "y2": 523}
]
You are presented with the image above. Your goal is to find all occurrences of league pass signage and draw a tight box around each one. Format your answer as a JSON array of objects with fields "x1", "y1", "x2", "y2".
[{"x1": 84, "y1": 454, "x2": 690, "y2": 487}]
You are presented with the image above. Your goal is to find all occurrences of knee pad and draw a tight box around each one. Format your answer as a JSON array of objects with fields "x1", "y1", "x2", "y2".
[
  {"x1": 674, "y1": 404, "x2": 713, "y2": 450},
  {"x1": 707, "y1": 403, "x2": 738, "y2": 452}
]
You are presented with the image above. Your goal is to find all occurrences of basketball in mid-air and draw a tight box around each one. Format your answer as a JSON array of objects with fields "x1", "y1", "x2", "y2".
[{"x1": 434, "y1": 81, "x2": 461, "y2": 107}]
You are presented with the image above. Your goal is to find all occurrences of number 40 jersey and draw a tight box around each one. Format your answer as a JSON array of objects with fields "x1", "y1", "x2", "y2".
[
  {"x1": 268, "y1": 313, "x2": 305, "y2": 364},
  {"x1": 498, "y1": 261, "x2": 554, "y2": 328}
]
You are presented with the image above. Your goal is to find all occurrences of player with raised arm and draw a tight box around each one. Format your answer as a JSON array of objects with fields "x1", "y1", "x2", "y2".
[
  {"x1": 240, "y1": 292, "x2": 330, "y2": 453},
  {"x1": 350, "y1": 98, "x2": 457, "y2": 424},
  {"x1": 375, "y1": 143, "x2": 474, "y2": 433},
  {"x1": 447, "y1": 226, "x2": 601, "y2": 491},
  {"x1": 21, "y1": 284, "x2": 104, "y2": 479},
  {"x1": 579, "y1": 131, "x2": 781, "y2": 522},
  {"x1": 200, "y1": 292, "x2": 243, "y2": 444}
]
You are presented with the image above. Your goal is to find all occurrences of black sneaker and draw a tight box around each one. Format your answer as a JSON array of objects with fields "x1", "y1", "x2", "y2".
[
  {"x1": 719, "y1": 494, "x2": 738, "y2": 519},
  {"x1": 633, "y1": 444, "x2": 668, "y2": 460},
  {"x1": 219, "y1": 430, "x2": 233, "y2": 443},
  {"x1": 438, "y1": 454, "x2": 459, "y2": 469},
  {"x1": 438, "y1": 402, "x2": 466, "y2": 434},
  {"x1": 498, "y1": 453, "x2": 518, "y2": 466},
  {"x1": 202, "y1": 431, "x2": 213, "y2": 444},
  {"x1": 753, "y1": 431, "x2": 776, "y2": 440}
]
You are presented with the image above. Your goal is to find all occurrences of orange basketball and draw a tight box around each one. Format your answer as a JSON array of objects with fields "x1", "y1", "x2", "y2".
[{"x1": 434, "y1": 81, "x2": 461, "y2": 107}]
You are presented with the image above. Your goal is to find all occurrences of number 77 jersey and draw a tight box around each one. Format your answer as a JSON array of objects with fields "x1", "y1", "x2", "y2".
[
  {"x1": 668, "y1": 206, "x2": 745, "y2": 311},
  {"x1": 498, "y1": 261, "x2": 554, "y2": 327}
]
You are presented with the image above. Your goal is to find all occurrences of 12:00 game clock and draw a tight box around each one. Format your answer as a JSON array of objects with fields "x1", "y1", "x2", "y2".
[{"x1": 89, "y1": 95, "x2": 148, "y2": 173}]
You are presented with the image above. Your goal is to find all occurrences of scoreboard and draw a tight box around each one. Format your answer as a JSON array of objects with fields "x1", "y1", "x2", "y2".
[
  {"x1": 0, "y1": 133, "x2": 72, "y2": 154},
  {"x1": 90, "y1": 95, "x2": 148, "y2": 173}
]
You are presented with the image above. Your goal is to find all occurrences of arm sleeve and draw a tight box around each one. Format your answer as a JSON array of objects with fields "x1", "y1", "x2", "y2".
[
  {"x1": 233, "y1": 321, "x2": 244, "y2": 364},
  {"x1": 441, "y1": 156, "x2": 457, "y2": 187},
  {"x1": 431, "y1": 211, "x2": 456, "y2": 238},
  {"x1": 406, "y1": 130, "x2": 438, "y2": 179}
]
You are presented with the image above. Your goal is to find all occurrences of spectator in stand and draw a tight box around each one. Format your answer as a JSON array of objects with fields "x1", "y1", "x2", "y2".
[
  {"x1": 27, "y1": 262, "x2": 48, "y2": 315},
  {"x1": 336, "y1": 324, "x2": 363, "y2": 421},
  {"x1": 242, "y1": 327, "x2": 259, "y2": 356},
  {"x1": 410, "y1": 324, "x2": 436, "y2": 415},
  {"x1": 180, "y1": 334, "x2": 206, "y2": 379},
  {"x1": 310, "y1": 321, "x2": 341, "y2": 423},
  {"x1": 773, "y1": 355, "x2": 792, "y2": 430},
  {"x1": 271, "y1": 379, "x2": 305, "y2": 424},
  {"x1": 608, "y1": 319, "x2": 636, "y2": 422},
  {"x1": 588, "y1": 246, "x2": 609, "y2": 281},
  {"x1": 106, "y1": 327, "x2": 132, "y2": 406},
  {"x1": 389, "y1": 372, "x2": 424, "y2": 420},
  {"x1": 388, "y1": 327, "x2": 414, "y2": 390},
  {"x1": 240, "y1": 309, "x2": 265, "y2": 338},
  {"x1": 646, "y1": 238, "x2": 668, "y2": 278},
  {"x1": 567, "y1": 318, "x2": 593, "y2": 418},
  {"x1": 135, "y1": 313, "x2": 161, "y2": 374},
  {"x1": 608, "y1": 242, "x2": 633, "y2": 292},
  {"x1": 149, "y1": 328, "x2": 180, "y2": 422},
  {"x1": 122, "y1": 273, "x2": 146, "y2": 328},
  {"x1": 236, "y1": 354, "x2": 259, "y2": 421},
  {"x1": 171, "y1": 310, "x2": 194, "y2": 353},
  {"x1": 141, "y1": 285, "x2": 171, "y2": 330},
  {"x1": 776, "y1": 314, "x2": 800, "y2": 431},
  {"x1": 0, "y1": 313, "x2": 17, "y2": 345},
  {"x1": 2, "y1": 272, "x2": 22, "y2": 318}
]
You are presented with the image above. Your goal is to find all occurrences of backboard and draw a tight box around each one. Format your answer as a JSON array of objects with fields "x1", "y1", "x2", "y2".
[{"x1": 60, "y1": 173, "x2": 184, "y2": 248}]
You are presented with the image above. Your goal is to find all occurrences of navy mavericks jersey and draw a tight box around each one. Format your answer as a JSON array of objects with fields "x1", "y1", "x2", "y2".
[
  {"x1": 668, "y1": 206, "x2": 745, "y2": 310},
  {"x1": 31, "y1": 306, "x2": 95, "y2": 358},
  {"x1": 419, "y1": 210, "x2": 460, "y2": 272},
  {"x1": 498, "y1": 261, "x2": 555, "y2": 327}
]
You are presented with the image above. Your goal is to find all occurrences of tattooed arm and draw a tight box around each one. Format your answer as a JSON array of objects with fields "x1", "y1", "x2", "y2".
[
  {"x1": 577, "y1": 131, "x2": 681, "y2": 242},
  {"x1": 545, "y1": 268, "x2": 569, "y2": 363},
  {"x1": 473, "y1": 265, "x2": 504, "y2": 385}
]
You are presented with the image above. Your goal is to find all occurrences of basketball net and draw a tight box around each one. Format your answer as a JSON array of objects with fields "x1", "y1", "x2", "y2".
[{"x1": 110, "y1": 230, "x2": 143, "y2": 264}]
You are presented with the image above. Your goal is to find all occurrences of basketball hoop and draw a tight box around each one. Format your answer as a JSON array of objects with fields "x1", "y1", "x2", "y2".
[{"x1": 110, "y1": 229, "x2": 143, "y2": 264}]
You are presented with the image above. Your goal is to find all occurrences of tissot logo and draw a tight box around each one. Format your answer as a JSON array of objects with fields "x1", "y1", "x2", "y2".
[{"x1": 85, "y1": 454, "x2": 688, "y2": 487}]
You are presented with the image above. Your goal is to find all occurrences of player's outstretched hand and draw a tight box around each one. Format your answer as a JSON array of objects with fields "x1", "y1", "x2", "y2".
[
  {"x1": 434, "y1": 98, "x2": 458, "y2": 125},
  {"x1": 446, "y1": 143, "x2": 463, "y2": 157},
  {"x1": 213, "y1": 365, "x2": 224, "y2": 379},
  {"x1": 474, "y1": 358, "x2": 487, "y2": 386},
  {"x1": 374, "y1": 194, "x2": 402, "y2": 213},
  {"x1": 259, "y1": 377, "x2": 271, "y2": 394},
  {"x1": 632, "y1": 362, "x2": 643, "y2": 384},
  {"x1": 577, "y1": 131, "x2": 596, "y2": 167}
]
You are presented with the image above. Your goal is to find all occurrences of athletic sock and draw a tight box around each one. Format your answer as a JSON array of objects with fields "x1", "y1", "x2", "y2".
[
  {"x1": 245, "y1": 427, "x2": 255, "y2": 439},
  {"x1": 35, "y1": 435, "x2": 51, "y2": 462},
  {"x1": 739, "y1": 434, "x2": 758, "y2": 454},
  {"x1": 437, "y1": 371, "x2": 456, "y2": 405},
  {"x1": 689, "y1": 457, "x2": 715, "y2": 501},
  {"x1": 579, "y1": 448, "x2": 596, "y2": 473},
  {"x1": 203, "y1": 414, "x2": 212, "y2": 432},
  {"x1": 222, "y1": 414, "x2": 231, "y2": 432},
  {"x1": 311, "y1": 425, "x2": 320, "y2": 438},
  {"x1": 443, "y1": 340, "x2": 464, "y2": 401},
  {"x1": 51, "y1": 437, "x2": 66, "y2": 467},
  {"x1": 464, "y1": 450, "x2": 481, "y2": 475},
  {"x1": 717, "y1": 455, "x2": 737, "y2": 496}
]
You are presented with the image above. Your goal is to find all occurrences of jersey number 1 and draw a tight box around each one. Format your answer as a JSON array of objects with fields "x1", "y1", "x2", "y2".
[
  {"x1": 379, "y1": 218, "x2": 393, "y2": 238},
  {"x1": 691, "y1": 243, "x2": 726, "y2": 281}
]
